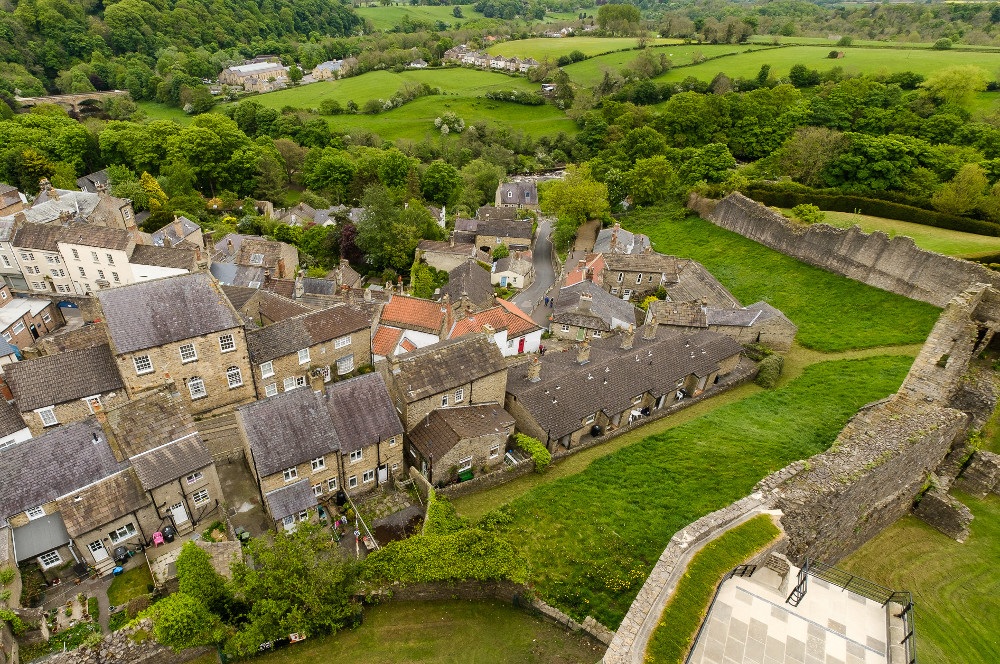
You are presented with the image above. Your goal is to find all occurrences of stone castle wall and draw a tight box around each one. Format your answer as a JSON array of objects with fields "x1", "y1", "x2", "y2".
[{"x1": 692, "y1": 192, "x2": 998, "y2": 307}]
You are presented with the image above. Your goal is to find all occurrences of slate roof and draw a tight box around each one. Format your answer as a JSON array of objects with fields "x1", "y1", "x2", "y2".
[
  {"x1": 706, "y1": 307, "x2": 761, "y2": 327},
  {"x1": 506, "y1": 329, "x2": 743, "y2": 439},
  {"x1": 552, "y1": 281, "x2": 636, "y2": 332},
  {"x1": 76, "y1": 170, "x2": 109, "y2": 194},
  {"x1": 130, "y1": 244, "x2": 198, "y2": 271},
  {"x1": 98, "y1": 273, "x2": 242, "y2": 354},
  {"x1": 61, "y1": 224, "x2": 133, "y2": 251},
  {"x1": 408, "y1": 404, "x2": 514, "y2": 459},
  {"x1": 326, "y1": 373, "x2": 403, "y2": 454},
  {"x1": 0, "y1": 420, "x2": 126, "y2": 521},
  {"x1": 237, "y1": 387, "x2": 340, "y2": 478},
  {"x1": 130, "y1": 435, "x2": 213, "y2": 490},
  {"x1": 0, "y1": 399, "x2": 27, "y2": 439},
  {"x1": 0, "y1": 183, "x2": 20, "y2": 208},
  {"x1": 221, "y1": 285, "x2": 258, "y2": 309},
  {"x1": 151, "y1": 217, "x2": 200, "y2": 247},
  {"x1": 264, "y1": 480, "x2": 316, "y2": 520},
  {"x1": 477, "y1": 220, "x2": 532, "y2": 240},
  {"x1": 380, "y1": 295, "x2": 449, "y2": 335},
  {"x1": 255, "y1": 291, "x2": 312, "y2": 323},
  {"x1": 247, "y1": 306, "x2": 369, "y2": 364},
  {"x1": 745, "y1": 301, "x2": 796, "y2": 327},
  {"x1": 653, "y1": 300, "x2": 707, "y2": 329},
  {"x1": 664, "y1": 260, "x2": 741, "y2": 309},
  {"x1": 0, "y1": 218, "x2": 16, "y2": 243},
  {"x1": 214, "y1": 233, "x2": 258, "y2": 260},
  {"x1": 101, "y1": 388, "x2": 200, "y2": 460},
  {"x1": 442, "y1": 261, "x2": 495, "y2": 309},
  {"x1": 494, "y1": 255, "x2": 532, "y2": 276},
  {"x1": 57, "y1": 468, "x2": 151, "y2": 537},
  {"x1": 454, "y1": 217, "x2": 479, "y2": 232},
  {"x1": 372, "y1": 325, "x2": 403, "y2": 356},
  {"x1": 22, "y1": 190, "x2": 99, "y2": 224},
  {"x1": 389, "y1": 334, "x2": 506, "y2": 404},
  {"x1": 594, "y1": 225, "x2": 650, "y2": 255},
  {"x1": 603, "y1": 252, "x2": 679, "y2": 281},
  {"x1": 302, "y1": 277, "x2": 338, "y2": 296},
  {"x1": 477, "y1": 205, "x2": 518, "y2": 221},
  {"x1": 234, "y1": 238, "x2": 295, "y2": 271},
  {"x1": 496, "y1": 181, "x2": 538, "y2": 206},
  {"x1": 210, "y1": 262, "x2": 267, "y2": 287},
  {"x1": 6, "y1": 344, "x2": 124, "y2": 411},
  {"x1": 13, "y1": 223, "x2": 65, "y2": 252},
  {"x1": 418, "y1": 240, "x2": 489, "y2": 261}
]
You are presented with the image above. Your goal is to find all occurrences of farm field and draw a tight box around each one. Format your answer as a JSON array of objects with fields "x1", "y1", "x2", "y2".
[
  {"x1": 136, "y1": 102, "x2": 193, "y2": 124},
  {"x1": 486, "y1": 36, "x2": 676, "y2": 61},
  {"x1": 253, "y1": 599, "x2": 604, "y2": 663},
  {"x1": 783, "y1": 209, "x2": 1000, "y2": 257},
  {"x1": 563, "y1": 44, "x2": 771, "y2": 87},
  {"x1": 501, "y1": 354, "x2": 914, "y2": 628},
  {"x1": 653, "y1": 44, "x2": 1000, "y2": 84},
  {"x1": 356, "y1": 4, "x2": 479, "y2": 30},
  {"x1": 840, "y1": 493, "x2": 1000, "y2": 664},
  {"x1": 624, "y1": 206, "x2": 940, "y2": 351},
  {"x1": 748, "y1": 35, "x2": 1000, "y2": 51}
]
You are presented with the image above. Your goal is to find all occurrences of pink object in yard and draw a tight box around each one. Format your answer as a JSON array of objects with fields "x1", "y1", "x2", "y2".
[{"x1": 153, "y1": 532, "x2": 165, "y2": 547}]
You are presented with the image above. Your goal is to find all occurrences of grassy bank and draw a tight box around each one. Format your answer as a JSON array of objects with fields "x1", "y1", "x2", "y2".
[
  {"x1": 624, "y1": 207, "x2": 940, "y2": 352},
  {"x1": 503, "y1": 355, "x2": 913, "y2": 628},
  {"x1": 840, "y1": 493, "x2": 1000, "y2": 664},
  {"x1": 486, "y1": 36, "x2": 676, "y2": 60}
]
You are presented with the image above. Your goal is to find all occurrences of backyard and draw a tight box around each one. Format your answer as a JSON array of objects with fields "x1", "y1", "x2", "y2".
[
  {"x1": 106, "y1": 564, "x2": 153, "y2": 607},
  {"x1": 623, "y1": 206, "x2": 940, "y2": 351}
]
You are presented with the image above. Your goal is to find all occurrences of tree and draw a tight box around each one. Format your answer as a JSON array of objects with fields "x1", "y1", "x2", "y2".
[
  {"x1": 378, "y1": 149, "x2": 416, "y2": 189},
  {"x1": 176, "y1": 542, "x2": 234, "y2": 619},
  {"x1": 151, "y1": 593, "x2": 223, "y2": 651},
  {"x1": 539, "y1": 164, "x2": 609, "y2": 225},
  {"x1": 933, "y1": 37, "x2": 953, "y2": 50},
  {"x1": 274, "y1": 138, "x2": 307, "y2": 183},
  {"x1": 357, "y1": 184, "x2": 411, "y2": 271},
  {"x1": 932, "y1": 163, "x2": 989, "y2": 215},
  {"x1": 777, "y1": 127, "x2": 848, "y2": 187},
  {"x1": 597, "y1": 3, "x2": 641, "y2": 36},
  {"x1": 921, "y1": 65, "x2": 989, "y2": 108},
  {"x1": 254, "y1": 153, "x2": 286, "y2": 203},
  {"x1": 678, "y1": 143, "x2": 737, "y2": 184},
  {"x1": 627, "y1": 156, "x2": 680, "y2": 206},
  {"x1": 453, "y1": 6, "x2": 463, "y2": 17},
  {"x1": 459, "y1": 158, "x2": 505, "y2": 211},
  {"x1": 140, "y1": 171, "x2": 168, "y2": 210},
  {"x1": 288, "y1": 65, "x2": 303, "y2": 84},
  {"x1": 790, "y1": 203, "x2": 826, "y2": 224},
  {"x1": 421, "y1": 160, "x2": 461, "y2": 206},
  {"x1": 492, "y1": 244, "x2": 509, "y2": 260}
]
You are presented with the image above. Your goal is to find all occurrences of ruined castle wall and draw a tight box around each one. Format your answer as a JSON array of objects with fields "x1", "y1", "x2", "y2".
[{"x1": 693, "y1": 192, "x2": 997, "y2": 307}]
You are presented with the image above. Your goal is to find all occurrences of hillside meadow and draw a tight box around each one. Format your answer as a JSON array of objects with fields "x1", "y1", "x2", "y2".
[{"x1": 485, "y1": 36, "x2": 677, "y2": 61}]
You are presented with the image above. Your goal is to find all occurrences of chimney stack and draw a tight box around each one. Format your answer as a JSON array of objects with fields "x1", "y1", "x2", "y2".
[
  {"x1": 363, "y1": 288, "x2": 373, "y2": 302},
  {"x1": 643, "y1": 315, "x2": 657, "y2": 340},
  {"x1": 585, "y1": 267, "x2": 594, "y2": 282},
  {"x1": 449, "y1": 233, "x2": 455, "y2": 248},
  {"x1": 203, "y1": 229, "x2": 214, "y2": 250},
  {"x1": 527, "y1": 356, "x2": 541, "y2": 382},
  {"x1": 227, "y1": 238, "x2": 234, "y2": 255},
  {"x1": 264, "y1": 270, "x2": 272, "y2": 286},
  {"x1": 577, "y1": 259, "x2": 586, "y2": 271},
  {"x1": 173, "y1": 216, "x2": 184, "y2": 241},
  {"x1": 576, "y1": 340, "x2": 591, "y2": 365},
  {"x1": 621, "y1": 325, "x2": 635, "y2": 350},
  {"x1": 294, "y1": 271, "x2": 305, "y2": 299},
  {"x1": 577, "y1": 291, "x2": 593, "y2": 314},
  {"x1": 482, "y1": 323, "x2": 495, "y2": 336},
  {"x1": 277, "y1": 258, "x2": 286, "y2": 279}
]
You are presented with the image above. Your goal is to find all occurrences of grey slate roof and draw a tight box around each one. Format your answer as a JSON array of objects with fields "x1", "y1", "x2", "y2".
[
  {"x1": 151, "y1": 217, "x2": 199, "y2": 247},
  {"x1": 477, "y1": 220, "x2": 532, "y2": 240},
  {"x1": 98, "y1": 273, "x2": 243, "y2": 354},
  {"x1": 494, "y1": 255, "x2": 532, "y2": 275},
  {"x1": 102, "y1": 388, "x2": 199, "y2": 459},
  {"x1": 21, "y1": 190, "x2": 99, "y2": 224},
  {"x1": 246, "y1": 306, "x2": 369, "y2": 364},
  {"x1": 496, "y1": 181, "x2": 538, "y2": 206},
  {"x1": 237, "y1": 387, "x2": 340, "y2": 478},
  {"x1": 6, "y1": 344, "x2": 124, "y2": 411},
  {"x1": 552, "y1": 281, "x2": 636, "y2": 332},
  {"x1": 130, "y1": 244, "x2": 198, "y2": 271},
  {"x1": 303, "y1": 277, "x2": 337, "y2": 296},
  {"x1": 442, "y1": 261, "x2": 495, "y2": 309},
  {"x1": 594, "y1": 226, "x2": 650, "y2": 255},
  {"x1": 13, "y1": 223, "x2": 65, "y2": 252},
  {"x1": 12, "y1": 513, "x2": 69, "y2": 561},
  {"x1": 326, "y1": 373, "x2": 403, "y2": 454},
  {"x1": 706, "y1": 307, "x2": 762, "y2": 327},
  {"x1": 390, "y1": 334, "x2": 506, "y2": 404},
  {"x1": 745, "y1": 301, "x2": 796, "y2": 326},
  {"x1": 0, "y1": 420, "x2": 126, "y2": 521},
  {"x1": 210, "y1": 262, "x2": 266, "y2": 287},
  {"x1": 221, "y1": 285, "x2": 258, "y2": 309},
  {"x1": 408, "y1": 404, "x2": 514, "y2": 459},
  {"x1": 76, "y1": 170, "x2": 109, "y2": 193},
  {"x1": 603, "y1": 252, "x2": 679, "y2": 280},
  {"x1": 664, "y1": 260, "x2": 741, "y2": 309},
  {"x1": 57, "y1": 468, "x2": 151, "y2": 537},
  {"x1": 0, "y1": 399, "x2": 27, "y2": 438},
  {"x1": 130, "y1": 435, "x2": 213, "y2": 490},
  {"x1": 264, "y1": 480, "x2": 316, "y2": 520},
  {"x1": 476, "y1": 205, "x2": 518, "y2": 221}
]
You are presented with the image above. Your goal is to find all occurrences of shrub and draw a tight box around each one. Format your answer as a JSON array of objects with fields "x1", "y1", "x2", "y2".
[
  {"x1": 755, "y1": 353, "x2": 785, "y2": 389},
  {"x1": 0, "y1": 567, "x2": 15, "y2": 585},
  {"x1": 109, "y1": 611, "x2": 130, "y2": 632},
  {"x1": 0, "y1": 609, "x2": 27, "y2": 635},
  {"x1": 515, "y1": 434, "x2": 551, "y2": 472},
  {"x1": 319, "y1": 99, "x2": 343, "y2": 115},
  {"x1": 933, "y1": 37, "x2": 953, "y2": 50},
  {"x1": 423, "y1": 489, "x2": 466, "y2": 536},
  {"x1": 791, "y1": 203, "x2": 825, "y2": 224},
  {"x1": 87, "y1": 597, "x2": 99, "y2": 619}
]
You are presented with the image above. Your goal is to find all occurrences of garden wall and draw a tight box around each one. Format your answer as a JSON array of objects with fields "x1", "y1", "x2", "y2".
[
  {"x1": 35, "y1": 620, "x2": 212, "y2": 664},
  {"x1": 689, "y1": 191, "x2": 998, "y2": 307}
]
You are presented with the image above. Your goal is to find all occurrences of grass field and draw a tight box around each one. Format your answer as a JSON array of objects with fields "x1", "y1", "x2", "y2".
[
  {"x1": 562, "y1": 44, "x2": 770, "y2": 87},
  {"x1": 624, "y1": 207, "x2": 940, "y2": 351},
  {"x1": 356, "y1": 4, "x2": 479, "y2": 30},
  {"x1": 107, "y1": 564, "x2": 153, "y2": 606},
  {"x1": 782, "y1": 209, "x2": 1000, "y2": 257},
  {"x1": 486, "y1": 36, "x2": 676, "y2": 61},
  {"x1": 136, "y1": 102, "x2": 193, "y2": 124},
  {"x1": 502, "y1": 355, "x2": 914, "y2": 628},
  {"x1": 748, "y1": 35, "x2": 1000, "y2": 51},
  {"x1": 653, "y1": 44, "x2": 1000, "y2": 84},
  {"x1": 840, "y1": 493, "x2": 1000, "y2": 664},
  {"x1": 254, "y1": 599, "x2": 604, "y2": 663}
]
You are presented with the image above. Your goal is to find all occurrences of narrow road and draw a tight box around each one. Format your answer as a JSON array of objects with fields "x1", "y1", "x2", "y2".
[{"x1": 512, "y1": 217, "x2": 556, "y2": 327}]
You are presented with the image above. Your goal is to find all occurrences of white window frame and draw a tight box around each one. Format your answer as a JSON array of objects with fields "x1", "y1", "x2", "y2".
[
  {"x1": 219, "y1": 334, "x2": 236, "y2": 353},
  {"x1": 186, "y1": 472, "x2": 203, "y2": 484},
  {"x1": 336, "y1": 354, "x2": 353, "y2": 375},
  {"x1": 455, "y1": 388, "x2": 464, "y2": 403},
  {"x1": 327, "y1": 478, "x2": 338, "y2": 491},
  {"x1": 108, "y1": 522, "x2": 137, "y2": 544},
  {"x1": 2, "y1": 332, "x2": 10, "y2": 342},
  {"x1": 91, "y1": 251, "x2": 99, "y2": 263},
  {"x1": 283, "y1": 376, "x2": 297, "y2": 392},
  {"x1": 179, "y1": 343, "x2": 198, "y2": 363},
  {"x1": 561, "y1": 324, "x2": 570, "y2": 332},
  {"x1": 249, "y1": 253, "x2": 265, "y2": 265},
  {"x1": 97, "y1": 269, "x2": 105, "y2": 280},
  {"x1": 188, "y1": 376, "x2": 207, "y2": 399},
  {"x1": 298, "y1": 348, "x2": 310, "y2": 365},
  {"x1": 42, "y1": 312, "x2": 51, "y2": 322},
  {"x1": 632, "y1": 394, "x2": 643, "y2": 405},
  {"x1": 26, "y1": 505, "x2": 46, "y2": 520},
  {"x1": 490, "y1": 444, "x2": 500, "y2": 459},
  {"x1": 192, "y1": 489, "x2": 210, "y2": 506},
  {"x1": 584, "y1": 413, "x2": 596, "y2": 425},
  {"x1": 71, "y1": 248, "x2": 80, "y2": 260},
  {"x1": 82, "y1": 395, "x2": 102, "y2": 414},
  {"x1": 362, "y1": 469, "x2": 374, "y2": 483},
  {"x1": 133, "y1": 354, "x2": 153, "y2": 375},
  {"x1": 260, "y1": 361, "x2": 274, "y2": 378},
  {"x1": 78, "y1": 266, "x2": 86, "y2": 277},
  {"x1": 311, "y1": 456, "x2": 325, "y2": 471},
  {"x1": 38, "y1": 550, "x2": 62, "y2": 569},
  {"x1": 36, "y1": 406, "x2": 57, "y2": 427},
  {"x1": 11, "y1": 321, "x2": 24, "y2": 335},
  {"x1": 283, "y1": 467, "x2": 298, "y2": 482},
  {"x1": 313, "y1": 484, "x2": 322, "y2": 496},
  {"x1": 618, "y1": 272, "x2": 624, "y2": 283},
  {"x1": 349, "y1": 449, "x2": 362, "y2": 463},
  {"x1": 282, "y1": 515, "x2": 294, "y2": 528},
  {"x1": 592, "y1": 330, "x2": 602, "y2": 338},
  {"x1": 112, "y1": 271, "x2": 120, "y2": 283},
  {"x1": 0, "y1": 255, "x2": 8, "y2": 268},
  {"x1": 265, "y1": 382, "x2": 278, "y2": 397},
  {"x1": 349, "y1": 475, "x2": 358, "y2": 488},
  {"x1": 458, "y1": 456, "x2": 473, "y2": 472},
  {"x1": 334, "y1": 335, "x2": 351, "y2": 349},
  {"x1": 106, "y1": 254, "x2": 115, "y2": 265},
  {"x1": 226, "y1": 366, "x2": 243, "y2": 388}
]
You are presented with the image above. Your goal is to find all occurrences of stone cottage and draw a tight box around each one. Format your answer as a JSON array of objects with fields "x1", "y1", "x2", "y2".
[{"x1": 407, "y1": 404, "x2": 515, "y2": 485}]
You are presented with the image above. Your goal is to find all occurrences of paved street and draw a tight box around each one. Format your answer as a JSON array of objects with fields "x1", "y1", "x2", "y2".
[{"x1": 512, "y1": 216, "x2": 556, "y2": 328}]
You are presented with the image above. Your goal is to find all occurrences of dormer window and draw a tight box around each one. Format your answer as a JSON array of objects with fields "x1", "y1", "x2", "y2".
[
  {"x1": 249, "y1": 253, "x2": 265, "y2": 265},
  {"x1": 36, "y1": 406, "x2": 57, "y2": 427}
]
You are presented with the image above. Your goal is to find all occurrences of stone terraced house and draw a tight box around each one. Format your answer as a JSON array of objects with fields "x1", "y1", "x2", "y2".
[{"x1": 407, "y1": 403, "x2": 515, "y2": 485}]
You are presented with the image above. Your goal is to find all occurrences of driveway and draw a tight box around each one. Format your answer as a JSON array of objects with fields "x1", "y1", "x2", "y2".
[{"x1": 513, "y1": 216, "x2": 556, "y2": 325}]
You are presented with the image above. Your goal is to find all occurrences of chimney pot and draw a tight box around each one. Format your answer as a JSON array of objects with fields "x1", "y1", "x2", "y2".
[
  {"x1": 577, "y1": 291, "x2": 593, "y2": 314},
  {"x1": 527, "y1": 356, "x2": 541, "y2": 382}
]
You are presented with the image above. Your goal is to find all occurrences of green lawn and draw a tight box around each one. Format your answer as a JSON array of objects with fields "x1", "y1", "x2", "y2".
[
  {"x1": 645, "y1": 515, "x2": 781, "y2": 663},
  {"x1": 653, "y1": 44, "x2": 1000, "y2": 84},
  {"x1": 253, "y1": 599, "x2": 603, "y2": 663},
  {"x1": 503, "y1": 355, "x2": 914, "y2": 628},
  {"x1": 624, "y1": 207, "x2": 940, "y2": 351},
  {"x1": 107, "y1": 564, "x2": 153, "y2": 607},
  {"x1": 135, "y1": 102, "x2": 193, "y2": 125},
  {"x1": 486, "y1": 37, "x2": 677, "y2": 61},
  {"x1": 563, "y1": 44, "x2": 770, "y2": 87},
  {"x1": 783, "y1": 209, "x2": 1000, "y2": 257},
  {"x1": 839, "y1": 493, "x2": 1000, "y2": 664},
  {"x1": 747, "y1": 35, "x2": 1000, "y2": 51},
  {"x1": 356, "y1": 4, "x2": 480, "y2": 30}
]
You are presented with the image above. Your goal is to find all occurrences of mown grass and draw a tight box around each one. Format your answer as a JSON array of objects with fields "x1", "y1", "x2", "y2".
[
  {"x1": 784, "y1": 209, "x2": 1000, "y2": 257},
  {"x1": 645, "y1": 515, "x2": 781, "y2": 664},
  {"x1": 254, "y1": 599, "x2": 603, "y2": 663},
  {"x1": 562, "y1": 44, "x2": 769, "y2": 87},
  {"x1": 624, "y1": 208, "x2": 940, "y2": 351},
  {"x1": 504, "y1": 355, "x2": 914, "y2": 628},
  {"x1": 485, "y1": 36, "x2": 676, "y2": 61},
  {"x1": 107, "y1": 564, "x2": 153, "y2": 607},
  {"x1": 135, "y1": 102, "x2": 193, "y2": 125},
  {"x1": 840, "y1": 493, "x2": 1000, "y2": 664}
]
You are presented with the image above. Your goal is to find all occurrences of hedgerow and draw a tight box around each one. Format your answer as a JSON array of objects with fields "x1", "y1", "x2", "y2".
[
  {"x1": 423, "y1": 489, "x2": 465, "y2": 536},
  {"x1": 515, "y1": 433, "x2": 551, "y2": 472},
  {"x1": 754, "y1": 354, "x2": 784, "y2": 389}
]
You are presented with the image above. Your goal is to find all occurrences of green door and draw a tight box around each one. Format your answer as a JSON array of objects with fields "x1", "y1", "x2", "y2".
[{"x1": 577, "y1": 327, "x2": 585, "y2": 341}]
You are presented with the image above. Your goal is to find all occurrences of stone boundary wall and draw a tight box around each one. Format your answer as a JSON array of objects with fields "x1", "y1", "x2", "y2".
[
  {"x1": 39, "y1": 619, "x2": 212, "y2": 664},
  {"x1": 438, "y1": 458, "x2": 535, "y2": 500},
  {"x1": 690, "y1": 191, "x2": 997, "y2": 307}
]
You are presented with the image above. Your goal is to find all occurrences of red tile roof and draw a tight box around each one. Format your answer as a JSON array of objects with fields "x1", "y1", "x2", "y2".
[
  {"x1": 449, "y1": 301, "x2": 541, "y2": 340},
  {"x1": 372, "y1": 325, "x2": 403, "y2": 357},
  {"x1": 400, "y1": 338, "x2": 417, "y2": 352},
  {"x1": 380, "y1": 295, "x2": 449, "y2": 334},
  {"x1": 565, "y1": 253, "x2": 606, "y2": 287}
]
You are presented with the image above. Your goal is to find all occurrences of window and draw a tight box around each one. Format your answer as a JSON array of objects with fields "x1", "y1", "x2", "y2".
[
  {"x1": 123, "y1": 208, "x2": 131, "y2": 220},
  {"x1": 72, "y1": 249, "x2": 80, "y2": 260},
  {"x1": 507, "y1": 190, "x2": 512, "y2": 198},
  {"x1": 260, "y1": 361, "x2": 274, "y2": 378},
  {"x1": 42, "y1": 312, "x2": 51, "y2": 323},
  {"x1": 328, "y1": 478, "x2": 338, "y2": 491},
  {"x1": 0, "y1": 255, "x2": 7, "y2": 268},
  {"x1": 219, "y1": 334, "x2": 235, "y2": 353},
  {"x1": 283, "y1": 467, "x2": 298, "y2": 481},
  {"x1": 311, "y1": 457, "x2": 325, "y2": 471},
  {"x1": 108, "y1": 523, "x2": 137, "y2": 544},
  {"x1": 632, "y1": 394, "x2": 643, "y2": 405},
  {"x1": 561, "y1": 325, "x2": 570, "y2": 332},
  {"x1": 179, "y1": 343, "x2": 198, "y2": 363},
  {"x1": 2, "y1": 332, "x2": 10, "y2": 342},
  {"x1": 455, "y1": 388, "x2": 464, "y2": 403},
  {"x1": 226, "y1": 366, "x2": 243, "y2": 388},
  {"x1": 248, "y1": 281, "x2": 261, "y2": 288},
  {"x1": 83, "y1": 396, "x2": 102, "y2": 413},
  {"x1": 336, "y1": 354, "x2": 354, "y2": 375},
  {"x1": 507, "y1": 339, "x2": 514, "y2": 348},
  {"x1": 441, "y1": 394, "x2": 448, "y2": 407},
  {"x1": 349, "y1": 475, "x2": 357, "y2": 488},
  {"x1": 265, "y1": 383, "x2": 278, "y2": 397},
  {"x1": 193, "y1": 489, "x2": 210, "y2": 506},
  {"x1": 584, "y1": 413, "x2": 596, "y2": 425},
  {"x1": 389, "y1": 437, "x2": 397, "y2": 447},
  {"x1": 78, "y1": 267, "x2": 86, "y2": 277},
  {"x1": 188, "y1": 376, "x2": 207, "y2": 399},
  {"x1": 636, "y1": 273, "x2": 643, "y2": 284},
  {"x1": 50, "y1": 269, "x2": 61, "y2": 278},
  {"x1": 186, "y1": 472, "x2": 203, "y2": 484},
  {"x1": 490, "y1": 444, "x2": 500, "y2": 459},
  {"x1": 112, "y1": 272, "x2": 120, "y2": 283},
  {"x1": 334, "y1": 335, "x2": 351, "y2": 349},
  {"x1": 38, "y1": 550, "x2": 62, "y2": 569},
  {"x1": 283, "y1": 376, "x2": 298, "y2": 392},
  {"x1": 45, "y1": 255, "x2": 57, "y2": 264},
  {"x1": 106, "y1": 254, "x2": 115, "y2": 265},
  {"x1": 95, "y1": 269, "x2": 105, "y2": 280},
  {"x1": 458, "y1": 456, "x2": 473, "y2": 472},
  {"x1": 592, "y1": 331, "x2": 602, "y2": 338},
  {"x1": 249, "y1": 253, "x2": 265, "y2": 265},
  {"x1": 299, "y1": 511, "x2": 308, "y2": 521},
  {"x1": 91, "y1": 251, "x2": 99, "y2": 263},
  {"x1": 350, "y1": 449, "x2": 363, "y2": 463},
  {"x1": 36, "y1": 407, "x2": 57, "y2": 427},
  {"x1": 26, "y1": 266, "x2": 39, "y2": 274},
  {"x1": 649, "y1": 275, "x2": 655, "y2": 283},
  {"x1": 298, "y1": 348, "x2": 310, "y2": 364},
  {"x1": 133, "y1": 354, "x2": 153, "y2": 375},
  {"x1": 623, "y1": 289, "x2": 632, "y2": 298},
  {"x1": 57, "y1": 284, "x2": 69, "y2": 293},
  {"x1": 409, "y1": 447, "x2": 417, "y2": 458},
  {"x1": 391, "y1": 463, "x2": 398, "y2": 471},
  {"x1": 363, "y1": 469, "x2": 375, "y2": 483},
  {"x1": 26, "y1": 505, "x2": 45, "y2": 520},
  {"x1": 20, "y1": 252, "x2": 33, "y2": 261},
  {"x1": 313, "y1": 484, "x2": 322, "y2": 496},
  {"x1": 31, "y1": 282, "x2": 42, "y2": 290},
  {"x1": 617, "y1": 272, "x2": 624, "y2": 283},
  {"x1": 283, "y1": 515, "x2": 294, "y2": 528},
  {"x1": 12, "y1": 321, "x2": 24, "y2": 335}
]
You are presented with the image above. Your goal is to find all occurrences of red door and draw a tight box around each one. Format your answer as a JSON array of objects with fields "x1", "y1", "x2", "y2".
[{"x1": 518, "y1": 337, "x2": 525, "y2": 353}]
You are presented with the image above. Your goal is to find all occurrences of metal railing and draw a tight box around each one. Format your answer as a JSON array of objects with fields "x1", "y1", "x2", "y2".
[
  {"x1": 683, "y1": 564, "x2": 756, "y2": 664},
  {"x1": 786, "y1": 559, "x2": 808, "y2": 607}
]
